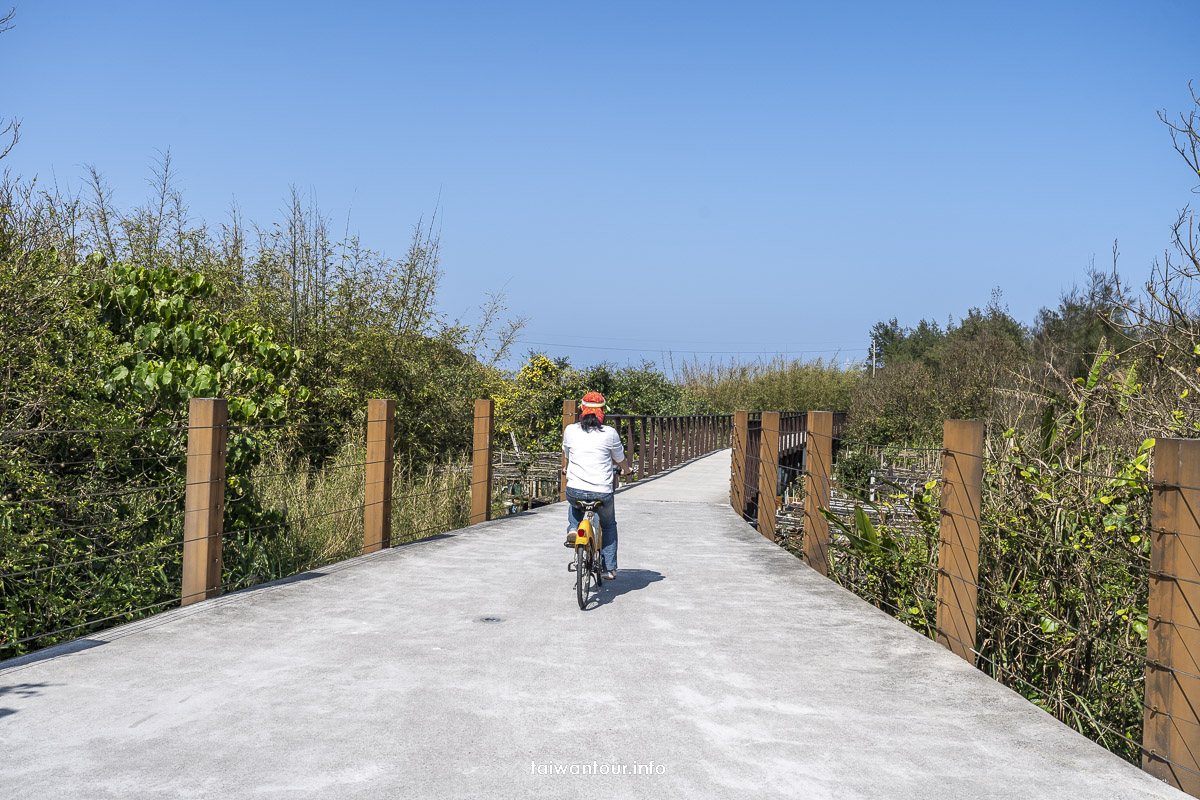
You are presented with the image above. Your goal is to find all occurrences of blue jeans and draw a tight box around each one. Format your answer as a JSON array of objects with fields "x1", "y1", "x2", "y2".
[{"x1": 565, "y1": 487, "x2": 618, "y2": 571}]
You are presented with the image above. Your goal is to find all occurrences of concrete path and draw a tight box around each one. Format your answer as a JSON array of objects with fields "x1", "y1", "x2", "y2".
[{"x1": 0, "y1": 451, "x2": 1184, "y2": 799}]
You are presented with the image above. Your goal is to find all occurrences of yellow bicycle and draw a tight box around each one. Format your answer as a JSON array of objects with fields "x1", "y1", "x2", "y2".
[{"x1": 569, "y1": 499, "x2": 604, "y2": 609}]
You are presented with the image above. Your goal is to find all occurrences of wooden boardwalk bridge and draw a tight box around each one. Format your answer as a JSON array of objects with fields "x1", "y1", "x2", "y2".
[{"x1": 0, "y1": 449, "x2": 1181, "y2": 799}]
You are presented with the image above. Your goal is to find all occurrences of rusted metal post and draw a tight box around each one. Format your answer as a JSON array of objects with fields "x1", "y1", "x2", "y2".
[
  {"x1": 758, "y1": 412, "x2": 781, "y2": 541},
  {"x1": 1144, "y1": 438, "x2": 1200, "y2": 792},
  {"x1": 560, "y1": 400, "x2": 577, "y2": 501},
  {"x1": 363, "y1": 398, "x2": 396, "y2": 553},
  {"x1": 182, "y1": 397, "x2": 227, "y2": 606},
  {"x1": 801, "y1": 411, "x2": 833, "y2": 575},
  {"x1": 731, "y1": 410, "x2": 749, "y2": 514},
  {"x1": 935, "y1": 420, "x2": 984, "y2": 663},
  {"x1": 470, "y1": 399, "x2": 494, "y2": 525}
]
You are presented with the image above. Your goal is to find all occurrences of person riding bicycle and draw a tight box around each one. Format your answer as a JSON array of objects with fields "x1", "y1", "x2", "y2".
[{"x1": 562, "y1": 391, "x2": 633, "y2": 580}]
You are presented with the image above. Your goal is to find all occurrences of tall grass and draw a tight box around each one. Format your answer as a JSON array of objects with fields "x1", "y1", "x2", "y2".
[
  {"x1": 676, "y1": 355, "x2": 860, "y2": 412},
  {"x1": 232, "y1": 436, "x2": 472, "y2": 587}
]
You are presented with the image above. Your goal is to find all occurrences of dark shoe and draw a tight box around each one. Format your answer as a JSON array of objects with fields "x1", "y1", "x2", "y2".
[
  {"x1": 601, "y1": 570, "x2": 616, "y2": 581},
  {"x1": 564, "y1": 532, "x2": 577, "y2": 548}
]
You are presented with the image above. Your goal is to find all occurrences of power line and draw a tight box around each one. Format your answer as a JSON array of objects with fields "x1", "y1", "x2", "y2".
[
  {"x1": 508, "y1": 338, "x2": 869, "y2": 356},
  {"x1": 517, "y1": 330, "x2": 866, "y2": 348}
]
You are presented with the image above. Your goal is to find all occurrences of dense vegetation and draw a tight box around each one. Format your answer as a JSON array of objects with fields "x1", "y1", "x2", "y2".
[
  {"x1": 802, "y1": 87, "x2": 1200, "y2": 764},
  {"x1": 0, "y1": 152, "x2": 698, "y2": 655}
]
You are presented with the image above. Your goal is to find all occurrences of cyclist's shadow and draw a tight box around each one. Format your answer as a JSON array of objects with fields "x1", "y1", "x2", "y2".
[{"x1": 596, "y1": 569, "x2": 664, "y2": 605}]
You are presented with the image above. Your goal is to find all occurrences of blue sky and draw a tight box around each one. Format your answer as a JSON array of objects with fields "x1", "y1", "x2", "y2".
[{"x1": 3, "y1": 1, "x2": 1198, "y2": 370}]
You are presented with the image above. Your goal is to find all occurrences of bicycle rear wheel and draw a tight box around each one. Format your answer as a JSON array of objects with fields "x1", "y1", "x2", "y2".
[{"x1": 575, "y1": 546, "x2": 593, "y2": 610}]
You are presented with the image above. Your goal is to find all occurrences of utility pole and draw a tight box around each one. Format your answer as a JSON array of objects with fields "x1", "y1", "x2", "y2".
[{"x1": 871, "y1": 340, "x2": 876, "y2": 377}]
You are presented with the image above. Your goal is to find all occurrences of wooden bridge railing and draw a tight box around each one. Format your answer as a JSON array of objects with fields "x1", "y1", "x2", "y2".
[
  {"x1": 550, "y1": 406, "x2": 733, "y2": 500},
  {"x1": 728, "y1": 409, "x2": 847, "y2": 529},
  {"x1": 180, "y1": 400, "x2": 734, "y2": 607},
  {"x1": 731, "y1": 409, "x2": 1200, "y2": 797}
]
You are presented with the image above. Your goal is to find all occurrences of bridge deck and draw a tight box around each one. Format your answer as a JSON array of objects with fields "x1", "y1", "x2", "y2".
[{"x1": 0, "y1": 451, "x2": 1182, "y2": 799}]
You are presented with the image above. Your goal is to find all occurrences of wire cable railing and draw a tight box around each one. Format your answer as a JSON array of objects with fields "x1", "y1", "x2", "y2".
[
  {"x1": 731, "y1": 419, "x2": 1158, "y2": 767},
  {"x1": 1, "y1": 412, "x2": 476, "y2": 658},
  {"x1": 4, "y1": 403, "x2": 723, "y2": 658}
]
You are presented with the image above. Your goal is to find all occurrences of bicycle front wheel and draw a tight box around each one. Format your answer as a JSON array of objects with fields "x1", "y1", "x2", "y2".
[{"x1": 575, "y1": 546, "x2": 593, "y2": 610}]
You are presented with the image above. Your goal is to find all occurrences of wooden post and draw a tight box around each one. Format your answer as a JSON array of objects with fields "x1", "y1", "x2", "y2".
[
  {"x1": 1144, "y1": 438, "x2": 1200, "y2": 792},
  {"x1": 470, "y1": 399, "x2": 494, "y2": 525},
  {"x1": 665, "y1": 418, "x2": 673, "y2": 468},
  {"x1": 663, "y1": 417, "x2": 671, "y2": 468},
  {"x1": 182, "y1": 398, "x2": 227, "y2": 606},
  {"x1": 648, "y1": 419, "x2": 657, "y2": 474},
  {"x1": 662, "y1": 419, "x2": 672, "y2": 470},
  {"x1": 656, "y1": 417, "x2": 663, "y2": 471},
  {"x1": 639, "y1": 416, "x2": 649, "y2": 478},
  {"x1": 560, "y1": 400, "x2": 577, "y2": 501},
  {"x1": 935, "y1": 420, "x2": 984, "y2": 663},
  {"x1": 758, "y1": 412, "x2": 781, "y2": 541},
  {"x1": 626, "y1": 418, "x2": 636, "y2": 483},
  {"x1": 363, "y1": 399, "x2": 396, "y2": 553},
  {"x1": 731, "y1": 410, "x2": 749, "y2": 514},
  {"x1": 801, "y1": 411, "x2": 833, "y2": 575}
]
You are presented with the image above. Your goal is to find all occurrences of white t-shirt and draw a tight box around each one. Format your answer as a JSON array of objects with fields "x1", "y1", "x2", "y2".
[{"x1": 562, "y1": 422, "x2": 625, "y2": 493}]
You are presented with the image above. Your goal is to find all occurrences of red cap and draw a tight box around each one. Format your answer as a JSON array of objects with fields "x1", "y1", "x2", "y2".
[{"x1": 580, "y1": 391, "x2": 606, "y2": 424}]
